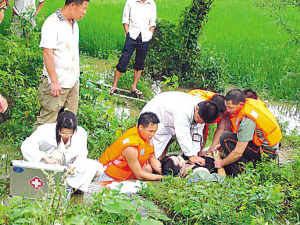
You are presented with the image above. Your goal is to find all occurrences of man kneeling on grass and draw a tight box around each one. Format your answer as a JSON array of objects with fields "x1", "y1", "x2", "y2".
[{"x1": 97, "y1": 112, "x2": 164, "y2": 182}]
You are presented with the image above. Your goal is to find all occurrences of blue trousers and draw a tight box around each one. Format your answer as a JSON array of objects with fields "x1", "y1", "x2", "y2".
[{"x1": 116, "y1": 33, "x2": 150, "y2": 73}]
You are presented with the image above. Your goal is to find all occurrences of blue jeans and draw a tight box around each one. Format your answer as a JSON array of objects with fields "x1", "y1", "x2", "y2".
[{"x1": 116, "y1": 33, "x2": 150, "y2": 73}]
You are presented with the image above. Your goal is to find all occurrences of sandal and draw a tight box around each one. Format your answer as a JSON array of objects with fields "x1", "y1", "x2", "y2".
[
  {"x1": 109, "y1": 88, "x2": 116, "y2": 95},
  {"x1": 131, "y1": 89, "x2": 143, "y2": 96}
]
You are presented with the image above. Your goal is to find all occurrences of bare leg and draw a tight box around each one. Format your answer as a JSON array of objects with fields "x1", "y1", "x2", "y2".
[
  {"x1": 131, "y1": 69, "x2": 142, "y2": 92},
  {"x1": 111, "y1": 69, "x2": 122, "y2": 90}
]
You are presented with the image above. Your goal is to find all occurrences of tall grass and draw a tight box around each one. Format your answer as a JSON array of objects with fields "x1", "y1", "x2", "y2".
[
  {"x1": 1, "y1": 0, "x2": 299, "y2": 101},
  {"x1": 200, "y1": 0, "x2": 300, "y2": 101}
]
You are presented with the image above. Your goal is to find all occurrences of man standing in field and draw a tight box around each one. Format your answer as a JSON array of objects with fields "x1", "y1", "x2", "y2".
[
  {"x1": 214, "y1": 89, "x2": 282, "y2": 176},
  {"x1": 36, "y1": 0, "x2": 89, "y2": 127},
  {"x1": 109, "y1": 0, "x2": 157, "y2": 96},
  {"x1": 7, "y1": 0, "x2": 45, "y2": 37}
]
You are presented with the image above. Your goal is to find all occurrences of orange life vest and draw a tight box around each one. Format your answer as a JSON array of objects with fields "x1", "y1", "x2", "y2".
[
  {"x1": 188, "y1": 89, "x2": 216, "y2": 101},
  {"x1": 230, "y1": 98, "x2": 282, "y2": 147},
  {"x1": 257, "y1": 97, "x2": 268, "y2": 108},
  {"x1": 188, "y1": 89, "x2": 222, "y2": 125},
  {"x1": 99, "y1": 127, "x2": 154, "y2": 180}
]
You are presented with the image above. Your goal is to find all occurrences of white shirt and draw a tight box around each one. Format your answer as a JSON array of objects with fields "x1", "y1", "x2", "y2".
[
  {"x1": 21, "y1": 123, "x2": 88, "y2": 165},
  {"x1": 122, "y1": 0, "x2": 157, "y2": 42},
  {"x1": 141, "y1": 91, "x2": 205, "y2": 157},
  {"x1": 13, "y1": 0, "x2": 44, "y2": 17},
  {"x1": 40, "y1": 9, "x2": 80, "y2": 88}
]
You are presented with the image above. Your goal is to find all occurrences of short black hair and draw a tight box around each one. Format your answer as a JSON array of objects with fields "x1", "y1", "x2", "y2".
[
  {"x1": 211, "y1": 95, "x2": 226, "y2": 113},
  {"x1": 197, "y1": 101, "x2": 219, "y2": 124},
  {"x1": 224, "y1": 89, "x2": 246, "y2": 105},
  {"x1": 56, "y1": 107, "x2": 78, "y2": 145},
  {"x1": 65, "y1": 0, "x2": 89, "y2": 6},
  {"x1": 138, "y1": 112, "x2": 160, "y2": 128},
  {"x1": 243, "y1": 89, "x2": 258, "y2": 100},
  {"x1": 161, "y1": 155, "x2": 181, "y2": 177}
]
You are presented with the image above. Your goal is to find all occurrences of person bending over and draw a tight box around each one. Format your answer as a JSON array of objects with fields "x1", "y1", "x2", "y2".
[
  {"x1": 21, "y1": 107, "x2": 104, "y2": 192},
  {"x1": 141, "y1": 91, "x2": 219, "y2": 165},
  {"x1": 98, "y1": 112, "x2": 163, "y2": 182}
]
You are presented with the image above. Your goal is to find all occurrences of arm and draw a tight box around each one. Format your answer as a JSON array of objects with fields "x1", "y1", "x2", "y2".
[
  {"x1": 0, "y1": 94, "x2": 8, "y2": 112},
  {"x1": 42, "y1": 48, "x2": 61, "y2": 97},
  {"x1": 173, "y1": 112, "x2": 205, "y2": 165},
  {"x1": 123, "y1": 23, "x2": 129, "y2": 35},
  {"x1": 34, "y1": 1, "x2": 44, "y2": 16},
  {"x1": 21, "y1": 126, "x2": 54, "y2": 163},
  {"x1": 214, "y1": 141, "x2": 248, "y2": 168},
  {"x1": 122, "y1": 0, "x2": 130, "y2": 34},
  {"x1": 68, "y1": 127, "x2": 88, "y2": 167},
  {"x1": 149, "y1": 155, "x2": 162, "y2": 174},
  {"x1": 123, "y1": 147, "x2": 163, "y2": 181},
  {"x1": 149, "y1": 2, "x2": 156, "y2": 36},
  {"x1": 206, "y1": 118, "x2": 226, "y2": 155}
]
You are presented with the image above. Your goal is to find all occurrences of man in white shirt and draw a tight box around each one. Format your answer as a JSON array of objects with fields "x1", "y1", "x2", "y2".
[
  {"x1": 110, "y1": 0, "x2": 157, "y2": 96},
  {"x1": 35, "y1": 0, "x2": 89, "y2": 127},
  {"x1": 9, "y1": 0, "x2": 45, "y2": 37},
  {"x1": 141, "y1": 92, "x2": 220, "y2": 165}
]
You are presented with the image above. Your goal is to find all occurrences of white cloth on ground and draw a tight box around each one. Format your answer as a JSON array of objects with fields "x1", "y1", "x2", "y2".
[{"x1": 107, "y1": 180, "x2": 147, "y2": 194}]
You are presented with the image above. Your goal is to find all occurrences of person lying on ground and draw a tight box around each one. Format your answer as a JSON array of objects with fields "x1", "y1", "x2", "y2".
[
  {"x1": 21, "y1": 107, "x2": 104, "y2": 192},
  {"x1": 161, "y1": 151, "x2": 225, "y2": 180},
  {"x1": 97, "y1": 112, "x2": 164, "y2": 182},
  {"x1": 188, "y1": 89, "x2": 231, "y2": 156},
  {"x1": 214, "y1": 89, "x2": 282, "y2": 176},
  {"x1": 140, "y1": 91, "x2": 219, "y2": 165},
  {"x1": 0, "y1": 94, "x2": 8, "y2": 112}
]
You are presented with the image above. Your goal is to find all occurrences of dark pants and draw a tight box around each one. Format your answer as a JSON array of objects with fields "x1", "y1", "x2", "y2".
[
  {"x1": 220, "y1": 131, "x2": 261, "y2": 176},
  {"x1": 116, "y1": 33, "x2": 150, "y2": 73}
]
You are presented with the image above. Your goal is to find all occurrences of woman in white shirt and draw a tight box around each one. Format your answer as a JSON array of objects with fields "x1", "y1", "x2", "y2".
[{"x1": 21, "y1": 107, "x2": 103, "y2": 192}]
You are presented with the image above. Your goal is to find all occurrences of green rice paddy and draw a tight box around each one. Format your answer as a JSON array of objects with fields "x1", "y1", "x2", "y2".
[{"x1": 0, "y1": 0, "x2": 299, "y2": 101}]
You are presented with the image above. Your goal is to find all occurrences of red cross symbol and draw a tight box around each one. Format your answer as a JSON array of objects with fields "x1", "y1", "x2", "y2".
[{"x1": 29, "y1": 176, "x2": 44, "y2": 190}]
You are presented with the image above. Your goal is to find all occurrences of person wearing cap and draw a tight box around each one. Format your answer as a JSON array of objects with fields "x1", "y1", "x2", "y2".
[{"x1": 140, "y1": 91, "x2": 219, "y2": 165}]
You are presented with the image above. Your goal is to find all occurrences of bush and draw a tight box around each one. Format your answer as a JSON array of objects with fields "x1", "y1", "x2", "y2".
[{"x1": 146, "y1": 0, "x2": 229, "y2": 93}]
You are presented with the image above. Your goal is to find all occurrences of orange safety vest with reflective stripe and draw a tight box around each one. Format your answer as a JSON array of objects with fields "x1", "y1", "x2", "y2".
[
  {"x1": 188, "y1": 89, "x2": 216, "y2": 101},
  {"x1": 99, "y1": 127, "x2": 154, "y2": 180},
  {"x1": 230, "y1": 98, "x2": 282, "y2": 148}
]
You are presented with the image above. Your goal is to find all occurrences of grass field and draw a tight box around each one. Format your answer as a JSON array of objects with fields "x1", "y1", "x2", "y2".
[
  {"x1": 1, "y1": 0, "x2": 299, "y2": 102},
  {"x1": 199, "y1": 0, "x2": 300, "y2": 101}
]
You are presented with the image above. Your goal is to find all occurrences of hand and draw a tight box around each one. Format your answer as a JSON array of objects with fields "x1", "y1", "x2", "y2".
[
  {"x1": 34, "y1": 12, "x2": 38, "y2": 17},
  {"x1": 50, "y1": 81, "x2": 61, "y2": 97},
  {"x1": 0, "y1": 94, "x2": 8, "y2": 113},
  {"x1": 189, "y1": 156, "x2": 205, "y2": 166},
  {"x1": 206, "y1": 144, "x2": 222, "y2": 155},
  {"x1": 43, "y1": 156, "x2": 59, "y2": 164},
  {"x1": 198, "y1": 150, "x2": 205, "y2": 156},
  {"x1": 67, "y1": 166, "x2": 76, "y2": 175},
  {"x1": 214, "y1": 159, "x2": 224, "y2": 169}
]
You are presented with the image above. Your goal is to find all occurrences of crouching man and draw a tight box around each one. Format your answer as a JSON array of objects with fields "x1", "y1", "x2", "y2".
[
  {"x1": 214, "y1": 89, "x2": 283, "y2": 176},
  {"x1": 98, "y1": 112, "x2": 164, "y2": 182}
]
